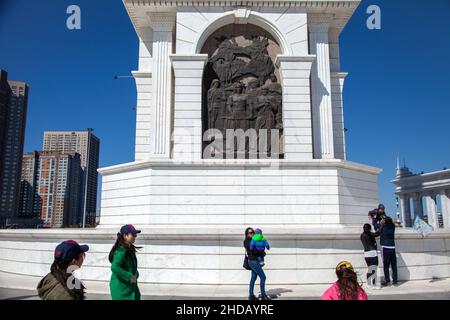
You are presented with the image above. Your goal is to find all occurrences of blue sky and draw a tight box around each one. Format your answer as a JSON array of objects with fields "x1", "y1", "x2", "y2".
[{"x1": 0, "y1": 0, "x2": 449, "y2": 215}]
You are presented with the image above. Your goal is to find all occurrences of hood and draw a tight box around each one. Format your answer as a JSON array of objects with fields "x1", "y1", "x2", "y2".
[
  {"x1": 252, "y1": 234, "x2": 265, "y2": 242},
  {"x1": 37, "y1": 273, "x2": 62, "y2": 300}
]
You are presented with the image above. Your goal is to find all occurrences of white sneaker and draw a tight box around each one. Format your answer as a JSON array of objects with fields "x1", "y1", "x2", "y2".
[{"x1": 372, "y1": 285, "x2": 382, "y2": 290}]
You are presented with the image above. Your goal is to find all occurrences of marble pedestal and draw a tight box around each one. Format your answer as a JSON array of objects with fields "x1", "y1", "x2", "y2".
[
  {"x1": 0, "y1": 228, "x2": 449, "y2": 290},
  {"x1": 97, "y1": 159, "x2": 381, "y2": 229}
]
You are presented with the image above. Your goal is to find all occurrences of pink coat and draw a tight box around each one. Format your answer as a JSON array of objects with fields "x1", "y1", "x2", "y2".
[{"x1": 321, "y1": 282, "x2": 368, "y2": 300}]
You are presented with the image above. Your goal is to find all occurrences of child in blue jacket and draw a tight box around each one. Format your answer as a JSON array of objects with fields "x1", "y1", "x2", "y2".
[{"x1": 250, "y1": 228, "x2": 270, "y2": 266}]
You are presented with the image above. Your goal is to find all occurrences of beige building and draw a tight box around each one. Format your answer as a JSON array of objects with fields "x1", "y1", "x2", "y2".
[
  {"x1": 36, "y1": 152, "x2": 82, "y2": 228},
  {"x1": 43, "y1": 130, "x2": 100, "y2": 226}
]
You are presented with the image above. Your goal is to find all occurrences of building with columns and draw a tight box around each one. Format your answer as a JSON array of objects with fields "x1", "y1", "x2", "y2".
[{"x1": 393, "y1": 163, "x2": 450, "y2": 230}]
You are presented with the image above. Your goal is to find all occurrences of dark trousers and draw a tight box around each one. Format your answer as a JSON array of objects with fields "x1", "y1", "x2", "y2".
[
  {"x1": 382, "y1": 248, "x2": 398, "y2": 283},
  {"x1": 364, "y1": 257, "x2": 379, "y2": 285},
  {"x1": 248, "y1": 259, "x2": 266, "y2": 297}
]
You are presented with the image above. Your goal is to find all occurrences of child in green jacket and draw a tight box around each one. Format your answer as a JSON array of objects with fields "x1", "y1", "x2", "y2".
[{"x1": 109, "y1": 224, "x2": 142, "y2": 300}]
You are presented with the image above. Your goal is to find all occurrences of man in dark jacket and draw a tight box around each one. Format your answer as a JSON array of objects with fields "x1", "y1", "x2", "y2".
[
  {"x1": 380, "y1": 217, "x2": 398, "y2": 286},
  {"x1": 360, "y1": 224, "x2": 381, "y2": 288}
]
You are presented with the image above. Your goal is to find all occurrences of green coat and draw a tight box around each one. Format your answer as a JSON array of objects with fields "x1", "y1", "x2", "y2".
[{"x1": 110, "y1": 245, "x2": 141, "y2": 300}]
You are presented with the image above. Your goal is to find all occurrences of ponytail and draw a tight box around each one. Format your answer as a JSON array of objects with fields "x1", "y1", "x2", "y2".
[
  {"x1": 109, "y1": 232, "x2": 142, "y2": 263},
  {"x1": 108, "y1": 233, "x2": 123, "y2": 263}
]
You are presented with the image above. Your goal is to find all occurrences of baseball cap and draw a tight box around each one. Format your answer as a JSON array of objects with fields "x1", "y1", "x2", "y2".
[
  {"x1": 336, "y1": 261, "x2": 354, "y2": 272},
  {"x1": 54, "y1": 240, "x2": 89, "y2": 263},
  {"x1": 119, "y1": 224, "x2": 141, "y2": 236}
]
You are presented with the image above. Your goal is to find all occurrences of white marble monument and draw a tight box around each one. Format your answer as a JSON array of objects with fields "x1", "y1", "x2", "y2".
[{"x1": 98, "y1": 0, "x2": 381, "y2": 229}]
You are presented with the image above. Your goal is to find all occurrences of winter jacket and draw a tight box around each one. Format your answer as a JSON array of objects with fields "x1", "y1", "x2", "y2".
[
  {"x1": 321, "y1": 282, "x2": 368, "y2": 300},
  {"x1": 380, "y1": 223, "x2": 396, "y2": 247},
  {"x1": 37, "y1": 273, "x2": 74, "y2": 300},
  {"x1": 244, "y1": 238, "x2": 259, "y2": 261},
  {"x1": 110, "y1": 245, "x2": 141, "y2": 300},
  {"x1": 360, "y1": 230, "x2": 380, "y2": 252},
  {"x1": 250, "y1": 234, "x2": 270, "y2": 252}
]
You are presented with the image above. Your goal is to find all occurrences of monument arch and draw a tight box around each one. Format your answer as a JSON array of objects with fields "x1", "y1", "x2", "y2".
[{"x1": 193, "y1": 10, "x2": 292, "y2": 56}]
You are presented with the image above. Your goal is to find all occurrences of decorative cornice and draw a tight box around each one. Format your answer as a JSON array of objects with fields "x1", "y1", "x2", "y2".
[
  {"x1": 132, "y1": 71, "x2": 152, "y2": 78},
  {"x1": 275, "y1": 54, "x2": 316, "y2": 66},
  {"x1": 169, "y1": 54, "x2": 209, "y2": 62},
  {"x1": 308, "y1": 13, "x2": 334, "y2": 32},
  {"x1": 124, "y1": 0, "x2": 361, "y2": 9},
  {"x1": 124, "y1": 0, "x2": 361, "y2": 31},
  {"x1": 331, "y1": 72, "x2": 348, "y2": 79},
  {"x1": 98, "y1": 158, "x2": 382, "y2": 176},
  {"x1": 147, "y1": 12, "x2": 176, "y2": 32}
]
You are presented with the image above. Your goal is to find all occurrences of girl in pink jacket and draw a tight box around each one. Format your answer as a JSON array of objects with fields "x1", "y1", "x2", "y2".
[{"x1": 322, "y1": 261, "x2": 368, "y2": 300}]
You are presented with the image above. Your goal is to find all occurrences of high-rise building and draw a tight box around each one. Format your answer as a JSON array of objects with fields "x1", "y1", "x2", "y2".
[
  {"x1": 0, "y1": 70, "x2": 9, "y2": 190},
  {"x1": 18, "y1": 151, "x2": 40, "y2": 218},
  {"x1": 43, "y1": 130, "x2": 100, "y2": 226},
  {"x1": 36, "y1": 151, "x2": 82, "y2": 228},
  {"x1": 0, "y1": 70, "x2": 29, "y2": 228}
]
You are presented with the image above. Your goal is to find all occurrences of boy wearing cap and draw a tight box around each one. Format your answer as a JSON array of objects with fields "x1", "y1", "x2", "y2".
[
  {"x1": 369, "y1": 204, "x2": 388, "y2": 231},
  {"x1": 109, "y1": 224, "x2": 142, "y2": 300},
  {"x1": 37, "y1": 240, "x2": 89, "y2": 300}
]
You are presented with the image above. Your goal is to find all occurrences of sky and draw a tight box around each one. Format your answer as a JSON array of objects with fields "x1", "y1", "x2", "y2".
[{"x1": 0, "y1": 0, "x2": 449, "y2": 216}]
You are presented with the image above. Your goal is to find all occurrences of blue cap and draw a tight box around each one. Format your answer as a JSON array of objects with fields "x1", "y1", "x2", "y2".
[
  {"x1": 119, "y1": 224, "x2": 141, "y2": 236},
  {"x1": 54, "y1": 240, "x2": 89, "y2": 263},
  {"x1": 378, "y1": 204, "x2": 385, "y2": 210}
]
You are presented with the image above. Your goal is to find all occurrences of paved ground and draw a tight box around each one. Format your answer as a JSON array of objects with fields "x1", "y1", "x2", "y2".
[
  {"x1": 2, "y1": 270, "x2": 449, "y2": 300},
  {"x1": 1, "y1": 283, "x2": 449, "y2": 300}
]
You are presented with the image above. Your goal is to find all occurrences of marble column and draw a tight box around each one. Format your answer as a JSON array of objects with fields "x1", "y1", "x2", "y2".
[
  {"x1": 400, "y1": 194, "x2": 411, "y2": 227},
  {"x1": 148, "y1": 13, "x2": 176, "y2": 159},
  {"x1": 329, "y1": 26, "x2": 346, "y2": 160},
  {"x1": 133, "y1": 27, "x2": 153, "y2": 161},
  {"x1": 440, "y1": 190, "x2": 450, "y2": 229},
  {"x1": 276, "y1": 55, "x2": 316, "y2": 160},
  {"x1": 424, "y1": 194, "x2": 438, "y2": 229},
  {"x1": 170, "y1": 54, "x2": 208, "y2": 161},
  {"x1": 309, "y1": 14, "x2": 335, "y2": 159},
  {"x1": 412, "y1": 193, "x2": 423, "y2": 222}
]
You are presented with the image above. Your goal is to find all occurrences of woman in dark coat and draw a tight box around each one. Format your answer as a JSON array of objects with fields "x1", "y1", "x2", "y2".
[
  {"x1": 360, "y1": 224, "x2": 381, "y2": 288},
  {"x1": 243, "y1": 227, "x2": 269, "y2": 300}
]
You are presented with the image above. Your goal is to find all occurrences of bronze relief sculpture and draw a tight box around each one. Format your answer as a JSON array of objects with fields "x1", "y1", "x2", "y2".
[{"x1": 202, "y1": 32, "x2": 283, "y2": 158}]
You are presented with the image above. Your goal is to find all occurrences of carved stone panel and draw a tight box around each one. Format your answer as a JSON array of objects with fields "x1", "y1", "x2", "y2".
[{"x1": 201, "y1": 24, "x2": 283, "y2": 158}]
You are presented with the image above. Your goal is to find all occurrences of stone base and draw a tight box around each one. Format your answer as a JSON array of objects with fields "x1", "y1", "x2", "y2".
[
  {"x1": 0, "y1": 228, "x2": 449, "y2": 290},
  {"x1": 98, "y1": 159, "x2": 381, "y2": 229}
]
